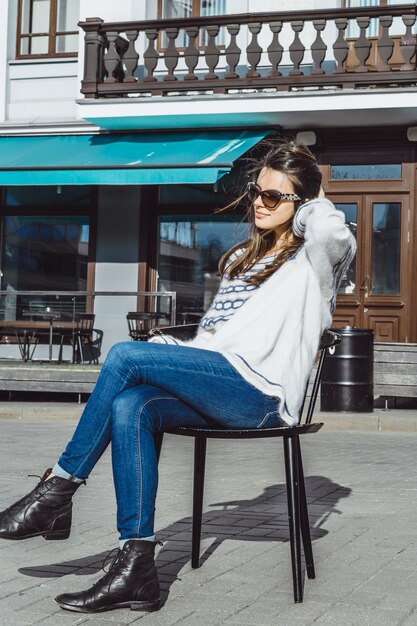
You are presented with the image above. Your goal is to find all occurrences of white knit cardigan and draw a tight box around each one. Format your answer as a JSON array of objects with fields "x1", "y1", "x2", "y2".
[{"x1": 151, "y1": 198, "x2": 356, "y2": 425}]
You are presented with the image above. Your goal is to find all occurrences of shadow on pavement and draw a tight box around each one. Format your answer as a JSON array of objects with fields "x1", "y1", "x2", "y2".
[{"x1": 18, "y1": 475, "x2": 351, "y2": 605}]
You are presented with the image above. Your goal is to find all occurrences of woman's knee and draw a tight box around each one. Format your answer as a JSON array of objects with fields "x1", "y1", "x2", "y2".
[
  {"x1": 111, "y1": 387, "x2": 159, "y2": 433},
  {"x1": 105, "y1": 341, "x2": 132, "y2": 365},
  {"x1": 111, "y1": 389, "x2": 136, "y2": 427}
]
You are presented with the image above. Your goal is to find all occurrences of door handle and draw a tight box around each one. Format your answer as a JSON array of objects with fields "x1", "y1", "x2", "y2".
[{"x1": 359, "y1": 275, "x2": 370, "y2": 294}]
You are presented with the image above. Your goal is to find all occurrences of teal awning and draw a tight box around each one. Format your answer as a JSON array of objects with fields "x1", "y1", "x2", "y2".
[{"x1": 0, "y1": 130, "x2": 269, "y2": 186}]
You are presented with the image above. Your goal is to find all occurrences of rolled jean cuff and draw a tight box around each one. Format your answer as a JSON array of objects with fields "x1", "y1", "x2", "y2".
[
  {"x1": 52, "y1": 463, "x2": 85, "y2": 483},
  {"x1": 119, "y1": 536, "x2": 156, "y2": 549}
]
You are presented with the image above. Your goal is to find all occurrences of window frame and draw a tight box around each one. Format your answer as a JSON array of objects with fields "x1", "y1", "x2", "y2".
[
  {"x1": 156, "y1": 0, "x2": 227, "y2": 50},
  {"x1": 157, "y1": 0, "x2": 203, "y2": 20},
  {"x1": 342, "y1": 1, "x2": 389, "y2": 6},
  {"x1": 16, "y1": 0, "x2": 79, "y2": 60}
]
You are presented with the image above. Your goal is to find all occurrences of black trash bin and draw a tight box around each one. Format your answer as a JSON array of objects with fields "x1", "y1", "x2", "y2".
[{"x1": 321, "y1": 327, "x2": 374, "y2": 412}]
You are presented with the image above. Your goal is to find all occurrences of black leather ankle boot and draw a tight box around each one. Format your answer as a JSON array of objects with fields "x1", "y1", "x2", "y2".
[
  {"x1": 55, "y1": 540, "x2": 160, "y2": 613},
  {"x1": 0, "y1": 468, "x2": 83, "y2": 541}
]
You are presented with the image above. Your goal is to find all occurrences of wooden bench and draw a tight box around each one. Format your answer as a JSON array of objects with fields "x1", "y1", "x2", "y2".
[{"x1": 374, "y1": 342, "x2": 417, "y2": 400}]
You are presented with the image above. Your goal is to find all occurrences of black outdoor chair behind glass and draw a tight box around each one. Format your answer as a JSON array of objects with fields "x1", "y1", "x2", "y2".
[
  {"x1": 126, "y1": 312, "x2": 170, "y2": 341},
  {"x1": 0, "y1": 326, "x2": 39, "y2": 362},
  {"x1": 149, "y1": 323, "x2": 341, "y2": 603},
  {"x1": 58, "y1": 313, "x2": 96, "y2": 364},
  {"x1": 78, "y1": 328, "x2": 103, "y2": 364}
]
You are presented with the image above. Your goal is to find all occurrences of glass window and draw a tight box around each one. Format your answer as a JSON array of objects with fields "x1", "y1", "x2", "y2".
[
  {"x1": 17, "y1": 0, "x2": 79, "y2": 58},
  {"x1": 160, "y1": 0, "x2": 226, "y2": 19},
  {"x1": 334, "y1": 203, "x2": 357, "y2": 294},
  {"x1": 345, "y1": 0, "x2": 380, "y2": 38},
  {"x1": 159, "y1": 0, "x2": 226, "y2": 48},
  {"x1": 343, "y1": 1, "x2": 417, "y2": 40},
  {"x1": 157, "y1": 214, "x2": 248, "y2": 319},
  {"x1": 0, "y1": 215, "x2": 89, "y2": 320},
  {"x1": 56, "y1": 0, "x2": 79, "y2": 53},
  {"x1": 0, "y1": 186, "x2": 92, "y2": 321},
  {"x1": 371, "y1": 203, "x2": 401, "y2": 294},
  {"x1": 330, "y1": 164, "x2": 402, "y2": 180}
]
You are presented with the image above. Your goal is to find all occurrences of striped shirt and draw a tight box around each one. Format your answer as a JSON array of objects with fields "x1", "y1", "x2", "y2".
[{"x1": 199, "y1": 248, "x2": 279, "y2": 331}]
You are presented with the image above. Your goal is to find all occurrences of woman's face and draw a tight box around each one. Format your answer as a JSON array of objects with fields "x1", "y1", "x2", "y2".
[{"x1": 253, "y1": 167, "x2": 298, "y2": 235}]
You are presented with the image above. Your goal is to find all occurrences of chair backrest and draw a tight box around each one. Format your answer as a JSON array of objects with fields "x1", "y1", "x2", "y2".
[
  {"x1": 127, "y1": 312, "x2": 170, "y2": 340},
  {"x1": 149, "y1": 323, "x2": 199, "y2": 342},
  {"x1": 75, "y1": 313, "x2": 95, "y2": 333},
  {"x1": 301, "y1": 330, "x2": 341, "y2": 425}
]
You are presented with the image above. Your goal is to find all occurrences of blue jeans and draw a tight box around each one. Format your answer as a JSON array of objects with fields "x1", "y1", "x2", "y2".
[{"x1": 56, "y1": 342, "x2": 283, "y2": 540}]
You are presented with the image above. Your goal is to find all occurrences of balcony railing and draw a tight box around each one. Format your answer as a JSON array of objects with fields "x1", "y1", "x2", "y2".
[{"x1": 80, "y1": 4, "x2": 417, "y2": 99}]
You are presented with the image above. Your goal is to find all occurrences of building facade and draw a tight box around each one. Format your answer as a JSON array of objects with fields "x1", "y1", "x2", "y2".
[{"x1": 0, "y1": 0, "x2": 416, "y2": 360}]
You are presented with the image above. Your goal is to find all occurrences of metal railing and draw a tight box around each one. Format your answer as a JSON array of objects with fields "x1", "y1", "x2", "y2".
[
  {"x1": 0, "y1": 290, "x2": 176, "y2": 363},
  {"x1": 79, "y1": 4, "x2": 417, "y2": 99}
]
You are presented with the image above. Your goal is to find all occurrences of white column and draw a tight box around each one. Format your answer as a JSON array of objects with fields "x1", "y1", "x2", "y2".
[{"x1": 94, "y1": 185, "x2": 141, "y2": 356}]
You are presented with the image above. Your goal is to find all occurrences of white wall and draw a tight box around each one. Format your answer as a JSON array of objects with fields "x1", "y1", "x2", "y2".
[
  {"x1": 0, "y1": 1, "x2": 10, "y2": 122},
  {"x1": 79, "y1": 0, "x2": 146, "y2": 23},
  {"x1": 4, "y1": 0, "x2": 80, "y2": 123},
  {"x1": 314, "y1": 0, "x2": 342, "y2": 7},
  {"x1": 4, "y1": 0, "x2": 149, "y2": 124},
  {"x1": 94, "y1": 185, "x2": 141, "y2": 355},
  {"x1": 8, "y1": 60, "x2": 78, "y2": 122},
  {"x1": 249, "y1": 0, "x2": 313, "y2": 10}
]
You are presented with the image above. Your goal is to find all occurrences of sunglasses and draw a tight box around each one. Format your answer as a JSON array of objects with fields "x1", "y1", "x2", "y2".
[{"x1": 246, "y1": 181, "x2": 301, "y2": 210}]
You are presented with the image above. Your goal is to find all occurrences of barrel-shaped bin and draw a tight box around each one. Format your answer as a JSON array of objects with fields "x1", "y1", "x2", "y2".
[{"x1": 320, "y1": 327, "x2": 374, "y2": 412}]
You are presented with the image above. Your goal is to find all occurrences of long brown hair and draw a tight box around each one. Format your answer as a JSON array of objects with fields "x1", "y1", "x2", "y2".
[{"x1": 218, "y1": 139, "x2": 322, "y2": 286}]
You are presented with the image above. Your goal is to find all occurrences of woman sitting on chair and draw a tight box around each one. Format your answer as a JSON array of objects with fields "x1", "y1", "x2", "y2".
[{"x1": 0, "y1": 140, "x2": 356, "y2": 614}]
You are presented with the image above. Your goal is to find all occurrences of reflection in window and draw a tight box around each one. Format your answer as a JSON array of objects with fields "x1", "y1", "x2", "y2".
[
  {"x1": 334, "y1": 203, "x2": 357, "y2": 294},
  {"x1": 330, "y1": 164, "x2": 401, "y2": 180},
  {"x1": 371, "y1": 203, "x2": 401, "y2": 294},
  {"x1": 0, "y1": 215, "x2": 89, "y2": 320},
  {"x1": 158, "y1": 214, "x2": 248, "y2": 319}
]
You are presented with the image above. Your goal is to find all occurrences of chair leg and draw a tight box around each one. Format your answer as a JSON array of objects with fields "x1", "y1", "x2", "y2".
[
  {"x1": 298, "y1": 444, "x2": 315, "y2": 580},
  {"x1": 77, "y1": 337, "x2": 83, "y2": 363},
  {"x1": 69, "y1": 338, "x2": 76, "y2": 364},
  {"x1": 283, "y1": 435, "x2": 304, "y2": 603},
  {"x1": 154, "y1": 432, "x2": 164, "y2": 463},
  {"x1": 58, "y1": 334, "x2": 65, "y2": 364},
  {"x1": 191, "y1": 436, "x2": 207, "y2": 569}
]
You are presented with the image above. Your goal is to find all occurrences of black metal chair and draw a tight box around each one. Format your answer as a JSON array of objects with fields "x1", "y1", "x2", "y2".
[
  {"x1": 126, "y1": 312, "x2": 170, "y2": 342},
  {"x1": 58, "y1": 313, "x2": 96, "y2": 364},
  {"x1": 78, "y1": 328, "x2": 103, "y2": 364},
  {"x1": 149, "y1": 324, "x2": 341, "y2": 603}
]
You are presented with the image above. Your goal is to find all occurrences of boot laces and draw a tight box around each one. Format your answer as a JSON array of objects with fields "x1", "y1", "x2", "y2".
[
  {"x1": 27, "y1": 473, "x2": 43, "y2": 481},
  {"x1": 3, "y1": 474, "x2": 46, "y2": 514},
  {"x1": 100, "y1": 540, "x2": 162, "y2": 575},
  {"x1": 101, "y1": 547, "x2": 122, "y2": 574}
]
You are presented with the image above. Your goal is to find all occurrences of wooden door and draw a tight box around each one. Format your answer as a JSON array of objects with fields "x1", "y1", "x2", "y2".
[{"x1": 330, "y1": 193, "x2": 410, "y2": 342}]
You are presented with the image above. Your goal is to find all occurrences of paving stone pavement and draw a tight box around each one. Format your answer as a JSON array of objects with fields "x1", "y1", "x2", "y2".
[{"x1": 1, "y1": 417, "x2": 417, "y2": 625}]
